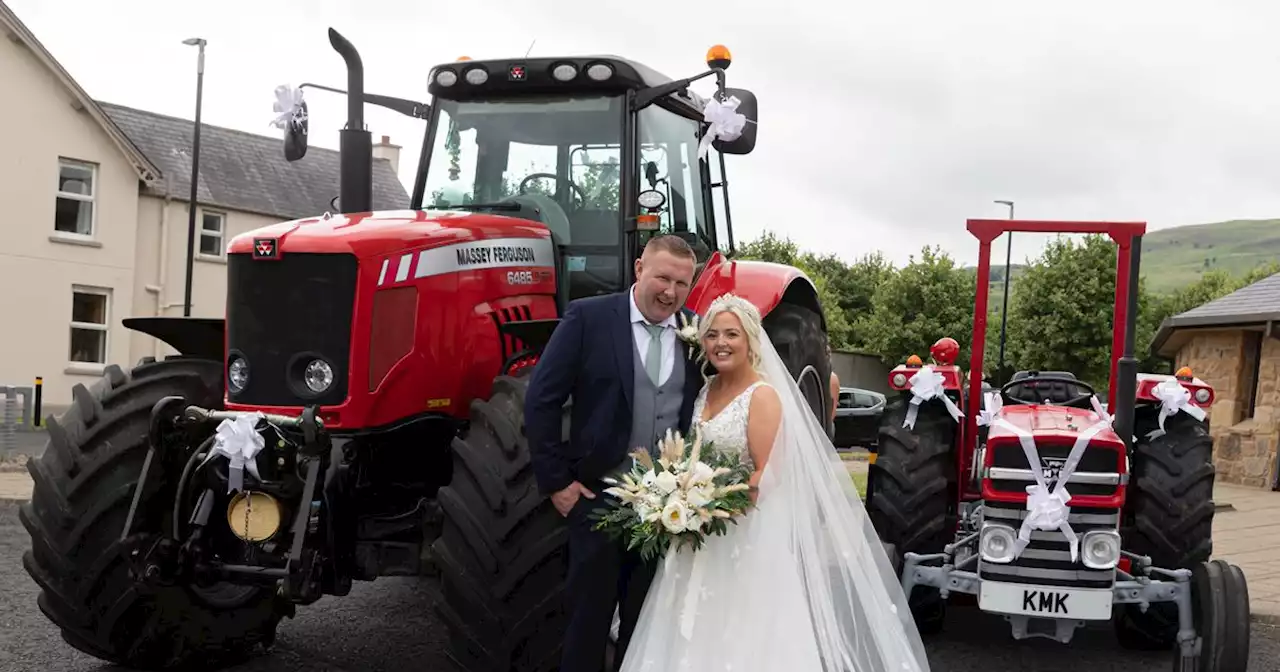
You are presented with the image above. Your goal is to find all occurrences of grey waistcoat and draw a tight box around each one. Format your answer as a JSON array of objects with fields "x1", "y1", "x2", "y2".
[{"x1": 627, "y1": 328, "x2": 686, "y2": 460}]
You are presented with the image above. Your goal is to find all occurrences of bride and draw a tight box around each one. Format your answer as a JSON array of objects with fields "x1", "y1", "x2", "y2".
[{"x1": 617, "y1": 293, "x2": 932, "y2": 672}]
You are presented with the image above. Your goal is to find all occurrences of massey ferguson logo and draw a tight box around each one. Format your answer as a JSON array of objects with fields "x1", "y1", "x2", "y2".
[
  {"x1": 1041, "y1": 457, "x2": 1068, "y2": 483},
  {"x1": 253, "y1": 238, "x2": 279, "y2": 260}
]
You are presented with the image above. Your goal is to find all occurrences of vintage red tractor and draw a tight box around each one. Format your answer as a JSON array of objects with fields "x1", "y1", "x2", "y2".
[
  {"x1": 19, "y1": 30, "x2": 833, "y2": 671},
  {"x1": 866, "y1": 219, "x2": 1251, "y2": 671}
]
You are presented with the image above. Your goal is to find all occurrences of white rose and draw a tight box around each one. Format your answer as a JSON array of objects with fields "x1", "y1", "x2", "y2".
[
  {"x1": 685, "y1": 484, "x2": 715, "y2": 509},
  {"x1": 688, "y1": 461, "x2": 716, "y2": 487},
  {"x1": 641, "y1": 470, "x2": 657, "y2": 488},
  {"x1": 654, "y1": 470, "x2": 679, "y2": 494},
  {"x1": 661, "y1": 497, "x2": 692, "y2": 534}
]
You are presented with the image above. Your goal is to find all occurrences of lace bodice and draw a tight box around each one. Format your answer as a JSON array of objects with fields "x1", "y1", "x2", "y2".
[{"x1": 691, "y1": 378, "x2": 769, "y2": 471}]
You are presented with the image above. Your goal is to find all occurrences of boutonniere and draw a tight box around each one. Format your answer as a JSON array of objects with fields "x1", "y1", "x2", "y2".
[{"x1": 676, "y1": 312, "x2": 702, "y2": 362}]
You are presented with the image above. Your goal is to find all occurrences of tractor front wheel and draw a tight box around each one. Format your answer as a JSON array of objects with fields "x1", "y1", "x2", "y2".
[
  {"x1": 433, "y1": 371, "x2": 569, "y2": 672},
  {"x1": 20, "y1": 357, "x2": 284, "y2": 669},
  {"x1": 1171, "y1": 559, "x2": 1250, "y2": 672}
]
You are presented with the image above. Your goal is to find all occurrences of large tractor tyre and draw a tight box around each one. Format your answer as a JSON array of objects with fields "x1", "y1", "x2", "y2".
[
  {"x1": 867, "y1": 397, "x2": 956, "y2": 635},
  {"x1": 1116, "y1": 409, "x2": 1216, "y2": 651},
  {"x1": 763, "y1": 301, "x2": 832, "y2": 428},
  {"x1": 19, "y1": 356, "x2": 284, "y2": 670},
  {"x1": 433, "y1": 371, "x2": 570, "y2": 672}
]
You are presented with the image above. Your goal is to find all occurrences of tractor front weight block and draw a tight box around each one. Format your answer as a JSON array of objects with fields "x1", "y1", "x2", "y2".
[
  {"x1": 123, "y1": 400, "x2": 340, "y2": 608},
  {"x1": 902, "y1": 545, "x2": 1251, "y2": 670}
]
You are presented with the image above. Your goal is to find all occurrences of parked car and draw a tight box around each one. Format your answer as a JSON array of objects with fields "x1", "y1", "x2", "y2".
[{"x1": 832, "y1": 386, "x2": 885, "y2": 449}]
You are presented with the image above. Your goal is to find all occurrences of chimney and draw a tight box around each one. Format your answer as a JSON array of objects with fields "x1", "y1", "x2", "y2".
[{"x1": 372, "y1": 134, "x2": 401, "y2": 176}]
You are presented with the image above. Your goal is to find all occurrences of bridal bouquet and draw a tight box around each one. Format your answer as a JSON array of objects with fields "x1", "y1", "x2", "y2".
[{"x1": 590, "y1": 427, "x2": 755, "y2": 561}]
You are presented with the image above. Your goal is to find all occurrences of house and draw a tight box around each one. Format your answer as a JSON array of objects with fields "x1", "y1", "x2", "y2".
[
  {"x1": 0, "y1": 0, "x2": 410, "y2": 413},
  {"x1": 1151, "y1": 271, "x2": 1280, "y2": 490}
]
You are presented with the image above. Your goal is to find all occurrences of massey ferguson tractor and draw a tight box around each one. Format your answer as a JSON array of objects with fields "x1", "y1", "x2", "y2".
[
  {"x1": 19, "y1": 29, "x2": 833, "y2": 671},
  {"x1": 866, "y1": 219, "x2": 1251, "y2": 671}
]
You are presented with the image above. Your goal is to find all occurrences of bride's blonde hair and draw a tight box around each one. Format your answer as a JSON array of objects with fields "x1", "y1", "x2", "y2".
[{"x1": 698, "y1": 293, "x2": 766, "y2": 376}]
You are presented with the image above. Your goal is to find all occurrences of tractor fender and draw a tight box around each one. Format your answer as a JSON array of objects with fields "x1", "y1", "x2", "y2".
[
  {"x1": 123, "y1": 317, "x2": 226, "y2": 362},
  {"x1": 687, "y1": 252, "x2": 825, "y2": 327}
]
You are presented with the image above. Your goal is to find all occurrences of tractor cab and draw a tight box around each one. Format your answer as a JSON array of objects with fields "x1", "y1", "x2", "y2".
[
  {"x1": 416, "y1": 51, "x2": 758, "y2": 301},
  {"x1": 282, "y1": 42, "x2": 759, "y2": 304}
]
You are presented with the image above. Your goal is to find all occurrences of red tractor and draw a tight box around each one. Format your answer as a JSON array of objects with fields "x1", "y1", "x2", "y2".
[
  {"x1": 866, "y1": 219, "x2": 1251, "y2": 671},
  {"x1": 19, "y1": 30, "x2": 833, "y2": 672}
]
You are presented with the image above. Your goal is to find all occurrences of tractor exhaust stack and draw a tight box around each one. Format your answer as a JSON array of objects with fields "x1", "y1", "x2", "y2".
[
  {"x1": 328, "y1": 28, "x2": 373, "y2": 215},
  {"x1": 1112, "y1": 233, "x2": 1142, "y2": 449}
]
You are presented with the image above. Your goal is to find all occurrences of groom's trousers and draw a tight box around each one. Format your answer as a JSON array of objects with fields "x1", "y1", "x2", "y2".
[{"x1": 561, "y1": 493, "x2": 658, "y2": 672}]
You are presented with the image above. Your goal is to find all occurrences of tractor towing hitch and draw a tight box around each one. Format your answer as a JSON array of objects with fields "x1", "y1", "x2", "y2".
[{"x1": 120, "y1": 398, "x2": 345, "y2": 608}]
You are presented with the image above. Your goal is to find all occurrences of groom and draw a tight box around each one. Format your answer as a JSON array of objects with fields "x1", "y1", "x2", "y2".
[{"x1": 525, "y1": 234, "x2": 705, "y2": 672}]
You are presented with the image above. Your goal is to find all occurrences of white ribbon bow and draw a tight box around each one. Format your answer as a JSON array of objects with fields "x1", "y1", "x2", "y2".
[
  {"x1": 697, "y1": 96, "x2": 747, "y2": 159},
  {"x1": 200, "y1": 413, "x2": 266, "y2": 493},
  {"x1": 270, "y1": 85, "x2": 307, "y2": 131},
  {"x1": 1147, "y1": 378, "x2": 1207, "y2": 439},
  {"x1": 977, "y1": 390, "x2": 1004, "y2": 427},
  {"x1": 903, "y1": 365, "x2": 964, "y2": 429},
  {"x1": 990, "y1": 396, "x2": 1113, "y2": 563}
]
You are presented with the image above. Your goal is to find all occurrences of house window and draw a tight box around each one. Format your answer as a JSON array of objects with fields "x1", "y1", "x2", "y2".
[
  {"x1": 55, "y1": 158, "x2": 97, "y2": 237},
  {"x1": 1244, "y1": 331, "x2": 1264, "y2": 420},
  {"x1": 69, "y1": 286, "x2": 110, "y2": 364},
  {"x1": 199, "y1": 211, "x2": 225, "y2": 257}
]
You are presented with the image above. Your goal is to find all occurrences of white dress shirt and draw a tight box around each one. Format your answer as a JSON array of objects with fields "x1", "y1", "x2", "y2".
[{"x1": 628, "y1": 285, "x2": 677, "y2": 385}]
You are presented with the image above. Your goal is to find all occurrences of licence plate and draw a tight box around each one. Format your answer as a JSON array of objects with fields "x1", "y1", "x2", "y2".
[{"x1": 978, "y1": 580, "x2": 1113, "y2": 620}]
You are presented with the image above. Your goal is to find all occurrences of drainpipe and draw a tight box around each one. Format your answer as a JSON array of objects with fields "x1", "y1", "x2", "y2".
[{"x1": 144, "y1": 178, "x2": 175, "y2": 359}]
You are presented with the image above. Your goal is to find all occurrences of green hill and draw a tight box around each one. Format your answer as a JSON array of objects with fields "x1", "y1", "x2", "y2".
[
  {"x1": 964, "y1": 219, "x2": 1280, "y2": 296},
  {"x1": 1139, "y1": 219, "x2": 1280, "y2": 294}
]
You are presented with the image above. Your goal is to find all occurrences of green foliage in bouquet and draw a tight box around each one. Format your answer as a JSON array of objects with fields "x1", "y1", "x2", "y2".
[{"x1": 590, "y1": 427, "x2": 755, "y2": 562}]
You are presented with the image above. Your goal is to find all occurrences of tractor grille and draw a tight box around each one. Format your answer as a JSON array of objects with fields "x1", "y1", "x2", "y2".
[
  {"x1": 986, "y1": 439, "x2": 1123, "y2": 497},
  {"x1": 226, "y1": 252, "x2": 359, "y2": 407},
  {"x1": 979, "y1": 500, "x2": 1118, "y2": 589}
]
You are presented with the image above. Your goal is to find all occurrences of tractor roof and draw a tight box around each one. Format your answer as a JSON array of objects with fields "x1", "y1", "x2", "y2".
[{"x1": 427, "y1": 55, "x2": 708, "y2": 118}]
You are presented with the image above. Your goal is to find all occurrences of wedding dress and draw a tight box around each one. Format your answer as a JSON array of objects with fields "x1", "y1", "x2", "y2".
[{"x1": 618, "y1": 331, "x2": 932, "y2": 672}]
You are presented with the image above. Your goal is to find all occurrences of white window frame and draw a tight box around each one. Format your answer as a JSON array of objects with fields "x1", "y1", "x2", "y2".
[
  {"x1": 198, "y1": 210, "x2": 227, "y2": 259},
  {"x1": 54, "y1": 157, "x2": 98, "y2": 240},
  {"x1": 68, "y1": 285, "x2": 111, "y2": 369}
]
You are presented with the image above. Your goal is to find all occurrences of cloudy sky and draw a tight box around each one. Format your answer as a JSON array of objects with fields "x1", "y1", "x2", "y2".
[{"x1": 13, "y1": 0, "x2": 1280, "y2": 268}]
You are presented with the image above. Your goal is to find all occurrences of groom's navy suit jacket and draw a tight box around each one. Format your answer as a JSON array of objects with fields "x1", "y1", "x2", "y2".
[{"x1": 525, "y1": 290, "x2": 704, "y2": 497}]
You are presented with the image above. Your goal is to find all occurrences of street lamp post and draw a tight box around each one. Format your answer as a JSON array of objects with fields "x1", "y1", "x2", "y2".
[
  {"x1": 181, "y1": 37, "x2": 207, "y2": 318},
  {"x1": 994, "y1": 199, "x2": 1014, "y2": 382}
]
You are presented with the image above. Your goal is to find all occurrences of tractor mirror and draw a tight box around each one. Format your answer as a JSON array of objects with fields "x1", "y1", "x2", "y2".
[
  {"x1": 283, "y1": 105, "x2": 310, "y2": 162},
  {"x1": 714, "y1": 87, "x2": 757, "y2": 156}
]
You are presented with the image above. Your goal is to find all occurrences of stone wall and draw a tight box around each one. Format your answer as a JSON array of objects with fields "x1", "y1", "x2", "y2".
[{"x1": 1175, "y1": 330, "x2": 1280, "y2": 488}]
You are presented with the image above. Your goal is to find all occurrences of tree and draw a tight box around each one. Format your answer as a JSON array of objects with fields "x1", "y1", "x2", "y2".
[
  {"x1": 858, "y1": 246, "x2": 977, "y2": 371},
  {"x1": 1003, "y1": 235, "x2": 1158, "y2": 388}
]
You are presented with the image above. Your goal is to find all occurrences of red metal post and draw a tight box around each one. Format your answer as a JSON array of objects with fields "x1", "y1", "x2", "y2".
[{"x1": 1108, "y1": 239, "x2": 1133, "y2": 411}]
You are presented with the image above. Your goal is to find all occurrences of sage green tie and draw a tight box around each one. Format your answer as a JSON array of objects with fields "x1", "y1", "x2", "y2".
[{"x1": 643, "y1": 323, "x2": 665, "y2": 385}]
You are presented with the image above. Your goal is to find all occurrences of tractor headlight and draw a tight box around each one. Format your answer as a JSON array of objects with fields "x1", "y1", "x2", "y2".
[
  {"x1": 980, "y1": 522, "x2": 1017, "y2": 564},
  {"x1": 586, "y1": 63, "x2": 614, "y2": 81},
  {"x1": 434, "y1": 69, "x2": 457, "y2": 87},
  {"x1": 228, "y1": 355, "x2": 249, "y2": 393},
  {"x1": 303, "y1": 359, "x2": 334, "y2": 394},
  {"x1": 552, "y1": 63, "x2": 578, "y2": 81},
  {"x1": 1081, "y1": 530, "x2": 1121, "y2": 570},
  {"x1": 1194, "y1": 388, "x2": 1211, "y2": 404},
  {"x1": 892, "y1": 373, "x2": 908, "y2": 387}
]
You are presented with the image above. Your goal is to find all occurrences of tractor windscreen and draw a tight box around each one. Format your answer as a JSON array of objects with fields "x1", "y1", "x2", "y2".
[{"x1": 423, "y1": 94, "x2": 626, "y2": 298}]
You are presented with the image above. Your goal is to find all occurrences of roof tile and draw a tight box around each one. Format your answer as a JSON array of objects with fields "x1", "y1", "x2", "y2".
[{"x1": 98, "y1": 102, "x2": 409, "y2": 220}]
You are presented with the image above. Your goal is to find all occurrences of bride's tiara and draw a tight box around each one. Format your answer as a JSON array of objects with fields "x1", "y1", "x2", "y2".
[{"x1": 706, "y1": 292, "x2": 762, "y2": 321}]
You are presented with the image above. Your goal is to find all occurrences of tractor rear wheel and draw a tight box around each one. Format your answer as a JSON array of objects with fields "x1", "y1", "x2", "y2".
[
  {"x1": 20, "y1": 357, "x2": 284, "y2": 669},
  {"x1": 867, "y1": 396, "x2": 956, "y2": 635},
  {"x1": 763, "y1": 301, "x2": 832, "y2": 427},
  {"x1": 1116, "y1": 409, "x2": 1216, "y2": 651},
  {"x1": 433, "y1": 371, "x2": 569, "y2": 672}
]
